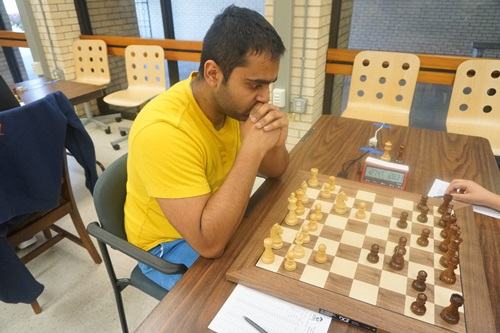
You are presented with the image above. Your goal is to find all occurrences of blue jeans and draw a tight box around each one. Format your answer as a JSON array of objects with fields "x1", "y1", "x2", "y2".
[{"x1": 138, "y1": 239, "x2": 199, "y2": 291}]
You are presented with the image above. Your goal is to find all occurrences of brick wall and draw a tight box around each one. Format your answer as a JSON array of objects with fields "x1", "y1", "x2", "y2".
[
  {"x1": 349, "y1": 0, "x2": 500, "y2": 58},
  {"x1": 286, "y1": 0, "x2": 332, "y2": 150}
]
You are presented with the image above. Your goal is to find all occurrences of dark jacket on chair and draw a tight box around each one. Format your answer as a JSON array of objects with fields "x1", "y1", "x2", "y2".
[
  {"x1": 0, "y1": 91, "x2": 98, "y2": 304},
  {"x1": 0, "y1": 90, "x2": 98, "y2": 224}
]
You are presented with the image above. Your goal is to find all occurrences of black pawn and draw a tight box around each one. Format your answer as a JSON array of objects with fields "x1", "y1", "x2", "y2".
[
  {"x1": 367, "y1": 244, "x2": 380, "y2": 263},
  {"x1": 440, "y1": 255, "x2": 459, "y2": 285},
  {"x1": 440, "y1": 293, "x2": 464, "y2": 325},
  {"x1": 417, "y1": 194, "x2": 428, "y2": 211},
  {"x1": 438, "y1": 194, "x2": 453, "y2": 215},
  {"x1": 410, "y1": 293, "x2": 427, "y2": 316},
  {"x1": 417, "y1": 205, "x2": 429, "y2": 223},
  {"x1": 394, "y1": 236, "x2": 407, "y2": 254},
  {"x1": 438, "y1": 209, "x2": 450, "y2": 228},
  {"x1": 390, "y1": 247, "x2": 405, "y2": 270},
  {"x1": 412, "y1": 270, "x2": 427, "y2": 292},
  {"x1": 417, "y1": 228, "x2": 430, "y2": 247},
  {"x1": 396, "y1": 211, "x2": 408, "y2": 229}
]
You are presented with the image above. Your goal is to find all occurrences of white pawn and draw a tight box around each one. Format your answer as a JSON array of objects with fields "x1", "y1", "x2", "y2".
[
  {"x1": 301, "y1": 225, "x2": 310, "y2": 244},
  {"x1": 295, "y1": 188, "x2": 305, "y2": 216},
  {"x1": 293, "y1": 232, "x2": 305, "y2": 259},
  {"x1": 284, "y1": 250, "x2": 296, "y2": 271},
  {"x1": 285, "y1": 192, "x2": 298, "y2": 226},
  {"x1": 315, "y1": 204, "x2": 323, "y2": 221},
  {"x1": 328, "y1": 176, "x2": 336, "y2": 191},
  {"x1": 300, "y1": 181, "x2": 309, "y2": 204},
  {"x1": 355, "y1": 202, "x2": 366, "y2": 219},
  {"x1": 308, "y1": 168, "x2": 319, "y2": 187},
  {"x1": 315, "y1": 244, "x2": 327, "y2": 264},
  {"x1": 320, "y1": 183, "x2": 332, "y2": 199},
  {"x1": 261, "y1": 238, "x2": 275, "y2": 264},
  {"x1": 308, "y1": 213, "x2": 318, "y2": 232}
]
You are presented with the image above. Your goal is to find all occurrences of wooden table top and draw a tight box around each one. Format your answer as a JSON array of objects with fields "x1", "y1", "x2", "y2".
[
  {"x1": 15, "y1": 77, "x2": 105, "y2": 106},
  {"x1": 135, "y1": 115, "x2": 500, "y2": 333}
]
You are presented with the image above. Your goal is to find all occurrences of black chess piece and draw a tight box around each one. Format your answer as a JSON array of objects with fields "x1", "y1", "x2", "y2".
[
  {"x1": 396, "y1": 211, "x2": 408, "y2": 229},
  {"x1": 417, "y1": 228, "x2": 430, "y2": 247},
  {"x1": 417, "y1": 205, "x2": 429, "y2": 223},
  {"x1": 410, "y1": 293, "x2": 427, "y2": 316},
  {"x1": 367, "y1": 244, "x2": 380, "y2": 263},
  {"x1": 438, "y1": 194, "x2": 453, "y2": 215},
  {"x1": 390, "y1": 247, "x2": 405, "y2": 270},
  {"x1": 412, "y1": 270, "x2": 428, "y2": 292},
  {"x1": 417, "y1": 194, "x2": 428, "y2": 211},
  {"x1": 395, "y1": 144, "x2": 405, "y2": 164},
  {"x1": 440, "y1": 255, "x2": 459, "y2": 285},
  {"x1": 440, "y1": 293, "x2": 464, "y2": 325}
]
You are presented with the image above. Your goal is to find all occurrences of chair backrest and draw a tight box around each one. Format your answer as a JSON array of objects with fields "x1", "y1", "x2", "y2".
[
  {"x1": 72, "y1": 39, "x2": 110, "y2": 86},
  {"x1": 446, "y1": 59, "x2": 500, "y2": 156},
  {"x1": 342, "y1": 50, "x2": 420, "y2": 126},
  {"x1": 0, "y1": 74, "x2": 21, "y2": 112},
  {"x1": 124, "y1": 44, "x2": 166, "y2": 94},
  {"x1": 93, "y1": 153, "x2": 128, "y2": 240}
]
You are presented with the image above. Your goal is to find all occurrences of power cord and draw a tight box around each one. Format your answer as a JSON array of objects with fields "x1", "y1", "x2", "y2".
[{"x1": 337, "y1": 150, "x2": 370, "y2": 178}]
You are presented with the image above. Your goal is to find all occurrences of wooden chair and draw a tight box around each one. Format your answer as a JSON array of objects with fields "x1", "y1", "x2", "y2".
[
  {"x1": 446, "y1": 59, "x2": 500, "y2": 156},
  {"x1": 103, "y1": 45, "x2": 166, "y2": 150},
  {"x1": 73, "y1": 39, "x2": 121, "y2": 134},
  {"x1": 6, "y1": 151, "x2": 102, "y2": 265},
  {"x1": 1, "y1": 91, "x2": 102, "y2": 314},
  {"x1": 341, "y1": 50, "x2": 420, "y2": 126}
]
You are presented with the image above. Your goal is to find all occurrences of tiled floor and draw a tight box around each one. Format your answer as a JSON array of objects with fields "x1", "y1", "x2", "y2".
[{"x1": 1, "y1": 120, "x2": 159, "y2": 333}]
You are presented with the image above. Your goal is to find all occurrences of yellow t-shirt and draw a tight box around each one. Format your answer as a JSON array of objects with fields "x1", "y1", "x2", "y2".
[{"x1": 124, "y1": 73, "x2": 241, "y2": 251}]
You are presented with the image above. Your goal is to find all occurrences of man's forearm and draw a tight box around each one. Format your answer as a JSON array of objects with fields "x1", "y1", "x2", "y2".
[
  {"x1": 258, "y1": 145, "x2": 289, "y2": 178},
  {"x1": 198, "y1": 145, "x2": 265, "y2": 257}
]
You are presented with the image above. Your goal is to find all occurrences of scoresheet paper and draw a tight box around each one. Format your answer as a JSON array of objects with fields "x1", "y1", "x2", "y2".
[
  {"x1": 428, "y1": 179, "x2": 500, "y2": 219},
  {"x1": 208, "y1": 284, "x2": 332, "y2": 333}
]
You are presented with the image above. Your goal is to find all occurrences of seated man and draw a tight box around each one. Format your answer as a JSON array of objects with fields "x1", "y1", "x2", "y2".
[{"x1": 124, "y1": 5, "x2": 289, "y2": 290}]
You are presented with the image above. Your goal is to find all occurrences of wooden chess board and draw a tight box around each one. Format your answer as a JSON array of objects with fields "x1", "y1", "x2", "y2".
[{"x1": 226, "y1": 170, "x2": 495, "y2": 332}]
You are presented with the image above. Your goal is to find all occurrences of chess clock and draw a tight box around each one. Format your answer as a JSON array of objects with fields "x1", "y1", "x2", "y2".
[{"x1": 361, "y1": 157, "x2": 409, "y2": 190}]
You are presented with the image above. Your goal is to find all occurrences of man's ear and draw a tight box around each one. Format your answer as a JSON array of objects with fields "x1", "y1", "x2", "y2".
[{"x1": 204, "y1": 60, "x2": 222, "y2": 87}]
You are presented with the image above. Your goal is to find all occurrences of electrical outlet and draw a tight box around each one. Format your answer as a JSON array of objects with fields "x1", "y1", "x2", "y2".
[
  {"x1": 32, "y1": 62, "x2": 43, "y2": 76},
  {"x1": 272, "y1": 88, "x2": 286, "y2": 107},
  {"x1": 292, "y1": 97, "x2": 307, "y2": 114}
]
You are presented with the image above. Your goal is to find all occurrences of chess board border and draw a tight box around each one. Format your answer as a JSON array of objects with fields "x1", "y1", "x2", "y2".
[{"x1": 226, "y1": 171, "x2": 495, "y2": 333}]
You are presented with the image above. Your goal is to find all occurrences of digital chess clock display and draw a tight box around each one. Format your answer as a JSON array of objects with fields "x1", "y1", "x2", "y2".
[{"x1": 361, "y1": 157, "x2": 409, "y2": 190}]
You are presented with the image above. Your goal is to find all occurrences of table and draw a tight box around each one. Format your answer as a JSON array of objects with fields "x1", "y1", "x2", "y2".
[
  {"x1": 15, "y1": 77, "x2": 105, "y2": 106},
  {"x1": 135, "y1": 116, "x2": 500, "y2": 333}
]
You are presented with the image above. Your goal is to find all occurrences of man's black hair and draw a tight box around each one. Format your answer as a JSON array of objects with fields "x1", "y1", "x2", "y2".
[{"x1": 198, "y1": 5, "x2": 285, "y2": 82}]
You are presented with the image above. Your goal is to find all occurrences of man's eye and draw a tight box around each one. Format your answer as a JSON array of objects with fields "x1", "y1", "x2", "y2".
[{"x1": 250, "y1": 83, "x2": 261, "y2": 89}]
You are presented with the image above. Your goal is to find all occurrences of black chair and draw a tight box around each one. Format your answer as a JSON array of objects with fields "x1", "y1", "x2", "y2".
[
  {"x1": 87, "y1": 153, "x2": 187, "y2": 333},
  {"x1": 0, "y1": 74, "x2": 21, "y2": 111}
]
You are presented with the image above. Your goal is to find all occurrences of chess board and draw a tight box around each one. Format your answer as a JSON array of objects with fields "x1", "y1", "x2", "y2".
[{"x1": 227, "y1": 170, "x2": 495, "y2": 332}]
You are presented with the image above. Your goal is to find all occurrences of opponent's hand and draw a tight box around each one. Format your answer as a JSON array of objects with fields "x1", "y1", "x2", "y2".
[{"x1": 445, "y1": 179, "x2": 500, "y2": 210}]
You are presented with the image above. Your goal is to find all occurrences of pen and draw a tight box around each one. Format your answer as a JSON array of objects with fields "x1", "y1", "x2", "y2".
[{"x1": 243, "y1": 316, "x2": 269, "y2": 333}]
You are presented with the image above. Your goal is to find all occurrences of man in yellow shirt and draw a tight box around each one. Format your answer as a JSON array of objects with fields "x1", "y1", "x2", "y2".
[{"x1": 125, "y1": 5, "x2": 289, "y2": 290}]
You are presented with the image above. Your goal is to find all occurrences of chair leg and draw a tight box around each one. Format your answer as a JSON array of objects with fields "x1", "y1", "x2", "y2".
[
  {"x1": 80, "y1": 101, "x2": 121, "y2": 134},
  {"x1": 42, "y1": 228, "x2": 52, "y2": 239},
  {"x1": 69, "y1": 210, "x2": 102, "y2": 264},
  {"x1": 31, "y1": 300, "x2": 42, "y2": 314},
  {"x1": 97, "y1": 241, "x2": 130, "y2": 333}
]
